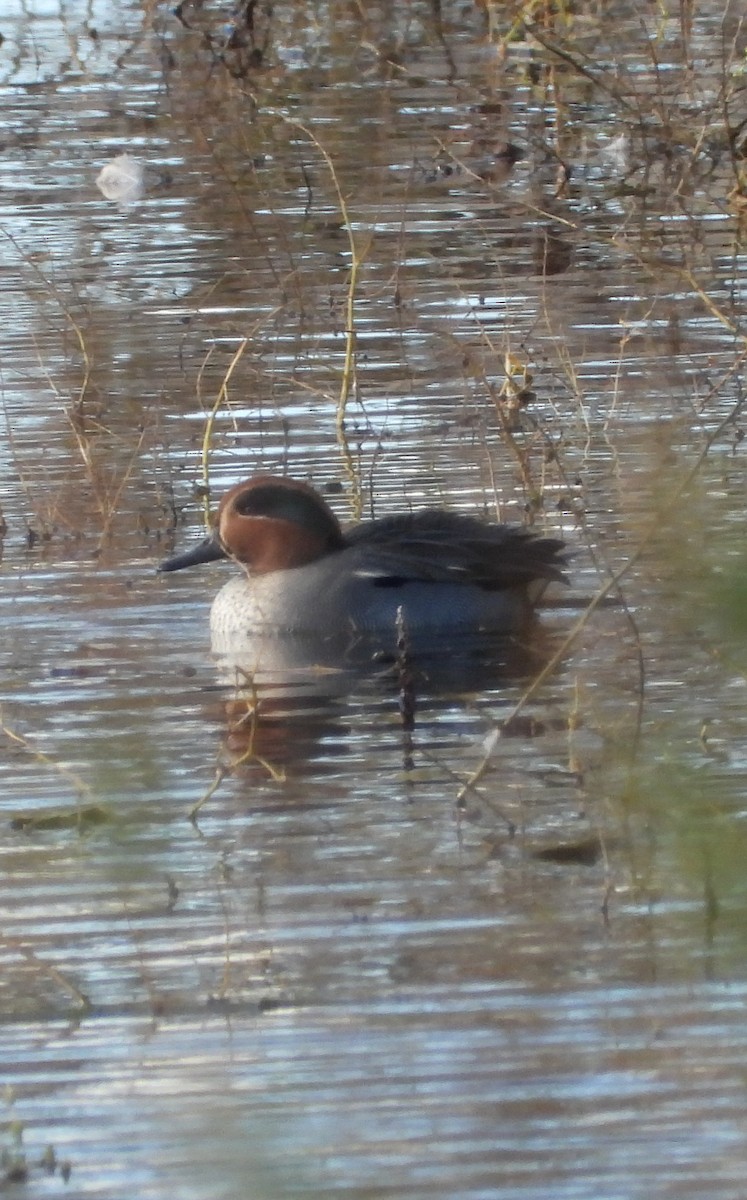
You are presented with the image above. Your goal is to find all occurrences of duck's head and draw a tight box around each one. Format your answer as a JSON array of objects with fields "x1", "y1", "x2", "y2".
[{"x1": 158, "y1": 475, "x2": 344, "y2": 576}]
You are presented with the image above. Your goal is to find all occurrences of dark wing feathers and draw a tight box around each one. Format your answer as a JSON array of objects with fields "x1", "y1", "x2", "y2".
[{"x1": 344, "y1": 511, "x2": 567, "y2": 590}]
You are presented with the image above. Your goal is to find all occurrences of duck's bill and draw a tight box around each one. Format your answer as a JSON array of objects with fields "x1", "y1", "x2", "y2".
[{"x1": 158, "y1": 535, "x2": 227, "y2": 573}]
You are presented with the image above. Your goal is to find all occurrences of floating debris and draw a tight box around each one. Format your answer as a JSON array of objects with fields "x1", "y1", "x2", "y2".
[
  {"x1": 10, "y1": 803, "x2": 110, "y2": 832},
  {"x1": 96, "y1": 153, "x2": 145, "y2": 204},
  {"x1": 530, "y1": 835, "x2": 604, "y2": 866}
]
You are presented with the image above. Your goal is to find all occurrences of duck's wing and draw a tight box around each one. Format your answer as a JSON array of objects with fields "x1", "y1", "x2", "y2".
[{"x1": 344, "y1": 511, "x2": 567, "y2": 590}]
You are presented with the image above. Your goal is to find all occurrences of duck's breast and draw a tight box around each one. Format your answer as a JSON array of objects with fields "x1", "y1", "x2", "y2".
[{"x1": 210, "y1": 549, "x2": 530, "y2": 645}]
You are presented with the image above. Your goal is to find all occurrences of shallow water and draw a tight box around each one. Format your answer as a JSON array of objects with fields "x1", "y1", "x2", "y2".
[{"x1": 2, "y1": 1, "x2": 747, "y2": 1196}]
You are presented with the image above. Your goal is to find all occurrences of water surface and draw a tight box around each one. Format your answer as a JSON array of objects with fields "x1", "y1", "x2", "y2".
[{"x1": 2, "y1": 2, "x2": 746, "y2": 1196}]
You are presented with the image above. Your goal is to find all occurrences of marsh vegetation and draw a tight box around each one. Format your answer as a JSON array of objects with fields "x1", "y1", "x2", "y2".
[{"x1": 1, "y1": 2, "x2": 746, "y2": 1196}]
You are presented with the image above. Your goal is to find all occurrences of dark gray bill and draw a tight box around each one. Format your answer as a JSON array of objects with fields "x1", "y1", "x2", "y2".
[{"x1": 157, "y1": 535, "x2": 227, "y2": 573}]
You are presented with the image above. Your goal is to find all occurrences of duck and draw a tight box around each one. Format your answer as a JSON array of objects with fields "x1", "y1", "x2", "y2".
[{"x1": 158, "y1": 475, "x2": 567, "y2": 652}]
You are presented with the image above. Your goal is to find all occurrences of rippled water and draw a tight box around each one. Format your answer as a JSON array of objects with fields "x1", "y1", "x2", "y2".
[{"x1": 2, "y1": 1, "x2": 746, "y2": 1196}]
